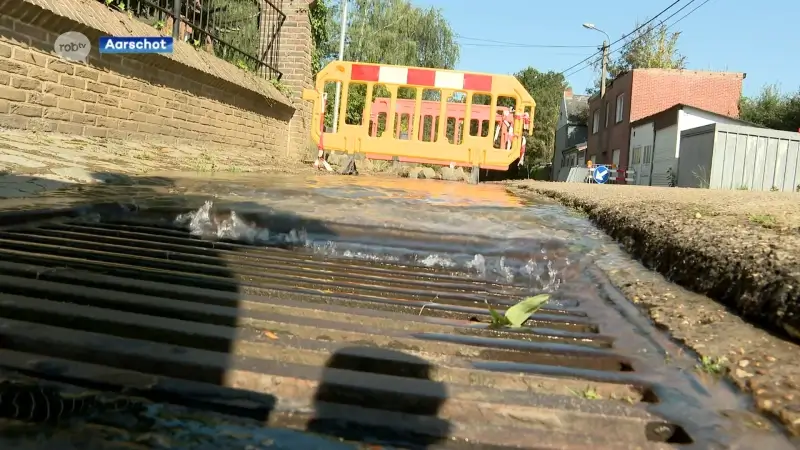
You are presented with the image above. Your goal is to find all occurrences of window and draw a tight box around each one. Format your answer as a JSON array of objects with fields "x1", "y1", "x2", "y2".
[
  {"x1": 631, "y1": 146, "x2": 641, "y2": 165},
  {"x1": 643, "y1": 145, "x2": 653, "y2": 164},
  {"x1": 605, "y1": 102, "x2": 610, "y2": 128},
  {"x1": 615, "y1": 93, "x2": 625, "y2": 123},
  {"x1": 592, "y1": 109, "x2": 600, "y2": 134}
]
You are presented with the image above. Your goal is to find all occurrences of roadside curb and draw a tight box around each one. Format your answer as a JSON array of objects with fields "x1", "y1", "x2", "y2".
[
  {"x1": 513, "y1": 184, "x2": 800, "y2": 341},
  {"x1": 507, "y1": 182, "x2": 800, "y2": 437}
]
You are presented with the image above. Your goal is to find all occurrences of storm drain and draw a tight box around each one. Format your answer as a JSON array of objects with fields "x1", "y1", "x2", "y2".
[{"x1": 0, "y1": 206, "x2": 770, "y2": 449}]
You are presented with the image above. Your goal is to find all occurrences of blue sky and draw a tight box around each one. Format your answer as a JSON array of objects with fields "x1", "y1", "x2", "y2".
[{"x1": 412, "y1": 0, "x2": 796, "y2": 97}]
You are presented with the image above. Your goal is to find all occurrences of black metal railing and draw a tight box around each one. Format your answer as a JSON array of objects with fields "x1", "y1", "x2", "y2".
[{"x1": 101, "y1": 0, "x2": 285, "y2": 80}]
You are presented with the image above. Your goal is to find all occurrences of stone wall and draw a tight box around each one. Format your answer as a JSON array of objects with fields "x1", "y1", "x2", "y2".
[{"x1": 0, "y1": 0, "x2": 314, "y2": 160}]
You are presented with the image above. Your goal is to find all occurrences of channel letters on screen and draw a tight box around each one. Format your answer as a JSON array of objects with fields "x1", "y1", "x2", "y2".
[{"x1": 98, "y1": 36, "x2": 174, "y2": 54}]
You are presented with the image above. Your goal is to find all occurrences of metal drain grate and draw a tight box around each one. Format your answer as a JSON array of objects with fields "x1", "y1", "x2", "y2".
[{"x1": 0, "y1": 206, "x2": 741, "y2": 449}]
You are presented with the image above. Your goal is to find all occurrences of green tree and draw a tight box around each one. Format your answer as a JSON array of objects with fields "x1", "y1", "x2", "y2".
[
  {"x1": 309, "y1": 0, "x2": 330, "y2": 77},
  {"x1": 326, "y1": 0, "x2": 459, "y2": 69},
  {"x1": 514, "y1": 68, "x2": 567, "y2": 165},
  {"x1": 740, "y1": 84, "x2": 800, "y2": 131},
  {"x1": 588, "y1": 23, "x2": 686, "y2": 94}
]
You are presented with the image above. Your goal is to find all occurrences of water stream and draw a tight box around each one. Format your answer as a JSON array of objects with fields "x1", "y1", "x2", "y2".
[{"x1": 1, "y1": 172, "x2": 791, "y2": 449}]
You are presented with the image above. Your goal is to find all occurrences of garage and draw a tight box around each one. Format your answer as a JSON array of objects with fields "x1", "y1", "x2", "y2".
[{"x1": 628, "y1": 104, "x2": 751, "y2": 187}]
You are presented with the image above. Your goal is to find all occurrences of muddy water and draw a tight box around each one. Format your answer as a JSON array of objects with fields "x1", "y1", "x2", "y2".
[{"x1": 4, "y1": 172, "x2": 794, "y2": 448}]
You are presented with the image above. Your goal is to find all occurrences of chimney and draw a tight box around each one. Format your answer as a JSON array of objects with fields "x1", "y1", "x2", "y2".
[{"x1": 564, "y1": 87, "x2": 573, "y2": 98}]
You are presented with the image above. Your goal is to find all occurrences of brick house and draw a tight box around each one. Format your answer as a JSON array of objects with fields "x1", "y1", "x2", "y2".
[
  {"x1": 551, "y1": 88, "x2": 589, "y2": 181},
  {"x1": 585, "y1": 69, "x2": 745, "y2": 175}
]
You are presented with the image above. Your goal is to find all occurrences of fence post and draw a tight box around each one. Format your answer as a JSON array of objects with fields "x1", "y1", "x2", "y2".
[{"x1": 172, "y1": 0, "x2": 182, "y2": 40}]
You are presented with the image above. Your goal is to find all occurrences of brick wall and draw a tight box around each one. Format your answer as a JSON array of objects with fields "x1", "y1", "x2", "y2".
[
  {"x1": 586, "y1": 69, "x2": 745, "y2": 171},
  {"x1": 277, "y1": 0, "x2": 315, "y2": 158},
  {"x1": 586, "y1": 72, "x2": 633, "y2": 168},
  {"x1": 0, "y1": 0, "x2": 304, "y2": 156},
  {"x1": 630, "y1": 69, "x2": 744, "y2": 122}
]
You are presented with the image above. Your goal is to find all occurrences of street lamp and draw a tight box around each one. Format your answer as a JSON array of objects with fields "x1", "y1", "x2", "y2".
[
  {"x1": 582, "y1": 23, "x2": 610, "y2": 42},
  {"x1": 331, "y1": 0, "x2": 349, "y2": 133},
  {"x1": 583, "y1": 23, "x2": 609, "y2": 99}
]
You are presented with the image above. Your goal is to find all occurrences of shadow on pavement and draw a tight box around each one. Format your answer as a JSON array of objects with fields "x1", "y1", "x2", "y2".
[
  {"x1": 0, "y1": 170, "x2": 453, "y2": 447},
  {"x1": 309, "y1": 346, "x2": 451, "y2": 449}
]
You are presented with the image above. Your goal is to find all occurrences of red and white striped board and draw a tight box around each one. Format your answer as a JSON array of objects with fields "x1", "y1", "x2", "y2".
[
  {"x1": 350, "y1": 64, "x2": 493, "y2": 92},
  {"x1": 587, "y1": 166, "x2": 635, "y2": 184}
]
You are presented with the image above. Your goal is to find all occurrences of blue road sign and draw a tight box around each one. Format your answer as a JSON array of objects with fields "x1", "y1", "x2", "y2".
[{"x1": 593, "y1": 165, "x2": 610, "y2": 184}]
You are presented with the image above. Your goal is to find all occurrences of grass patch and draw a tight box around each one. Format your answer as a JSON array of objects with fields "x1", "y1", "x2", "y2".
[
  {"x1": 697, "y1": 355, "x2": 727, "y2": 375},
  {"x1": 748, "y1": 213, "x2": 776, "y2": 227},
  {"x1": 193, "y1": 151, "x2": 218, "y2": 173},
  {"x1": 568, "y1": 386, "x2": 602, "y2": 400}
]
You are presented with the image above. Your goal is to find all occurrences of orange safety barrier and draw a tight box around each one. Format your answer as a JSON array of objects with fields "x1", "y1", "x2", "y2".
[
  {"x1": 368, "y1": 99, "x2": 515, "y2": 151},
  {"x1": 303, "y1": 61, "x2": 536, "y2": 183}
]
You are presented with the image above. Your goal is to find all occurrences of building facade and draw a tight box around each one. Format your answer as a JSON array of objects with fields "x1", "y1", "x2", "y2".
[
  {"x1": 552, "y1": 88, "x2": 589, "y2": 180},
  {"x1": 585, "y1": 69, "x2": 745, "y2": 177},
  {"x1": 628, "y1": 104, "x2": 753, "y2": 187}
]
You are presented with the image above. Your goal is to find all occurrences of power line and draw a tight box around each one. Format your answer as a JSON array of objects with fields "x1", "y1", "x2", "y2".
[
  {"x1": 457, "y1": 42, "x2": 594, "y2": 53},
  {"x1": 563, "y1": 0, "x2": 699, "y2": 78},
  {"x1": 455, "y1": 34, "x2": 596, "y2": 48},
  {"x1": 667, "y1": 0, "x2": 714, "y2": 28},
  {"x1": 557, "y1": 0, "x2": 685, "y2": 76},
  {"x1": 563, "y1": 0, "x2": 712, "y2": 78},
  {"x1": 456, "y1": 46, "x2": 593, "y2": 57}
]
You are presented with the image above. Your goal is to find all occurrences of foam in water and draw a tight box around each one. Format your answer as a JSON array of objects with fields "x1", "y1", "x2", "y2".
[
  {"x1": 341, "y1": 249, "x2": 401, "y2": 262},
  {"x1": 173, "y1": 201, "x2": 570, "y2": 292},
  {"x1": 418, "y1": 254, "x2": 456, "y2": 268},
  {"x1": 467, "y1": 254, "x2": 487, "y2": 277},
  {"x1": 174, "y1": 201, "x2": 308, "y2": 246}
]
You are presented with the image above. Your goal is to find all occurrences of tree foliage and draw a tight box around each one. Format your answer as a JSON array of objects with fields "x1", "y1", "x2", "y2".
[
  {"x1": 740, "y1": 84, "x2": 800, "y2": 131},
  {"x1": 513, "y1": 68, "x2": 567, "y2": 165},
  {"x1": 589, "y1": 23, "x2": 686, "y2": 94},
  {"x1": 321, "y1": 0, "x2": 459, "y2": 68},
  {"x1": 309, "y1": 0, "x2": 330, "y2": 77}
]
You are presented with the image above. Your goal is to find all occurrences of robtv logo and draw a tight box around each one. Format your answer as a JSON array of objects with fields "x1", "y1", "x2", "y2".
[{"x1": 54, "y1": 31, "x2": 91, "y2": 63}]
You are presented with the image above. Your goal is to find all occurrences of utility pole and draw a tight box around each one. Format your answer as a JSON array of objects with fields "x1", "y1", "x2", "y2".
[
  {"x1": 600, "y1": 40, "x2": 608, "y2": 99},
  {"x1": 582, "y1": 23, "x2": 610, "y2": 166},
  {"x1": 331, "y1": 0, "x2": 349, "y2": 133},
  {"x1": 582, "y1": 24, "x2": 610, "y2": 99}
]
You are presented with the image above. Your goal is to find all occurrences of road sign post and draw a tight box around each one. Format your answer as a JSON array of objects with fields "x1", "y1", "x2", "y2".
[{"x1": 593, "y1": 165, "x2": 610, "y2": 184}]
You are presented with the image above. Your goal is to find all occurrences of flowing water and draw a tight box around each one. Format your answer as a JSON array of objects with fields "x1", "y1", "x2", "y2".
[{"x1": 0, "y1": 172, "x2": 794, "y2": 449}]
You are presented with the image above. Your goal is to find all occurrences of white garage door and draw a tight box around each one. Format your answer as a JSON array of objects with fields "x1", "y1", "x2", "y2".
[
  {"x1": 651, "y1": 124, "x2": 678, "y2": 187},
  {"x1": 630, "y1": 145, "x2": 652, "y2": 185},
  {"x1": 629, "y1": 122, "x2": 654, "y2": 186}
]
